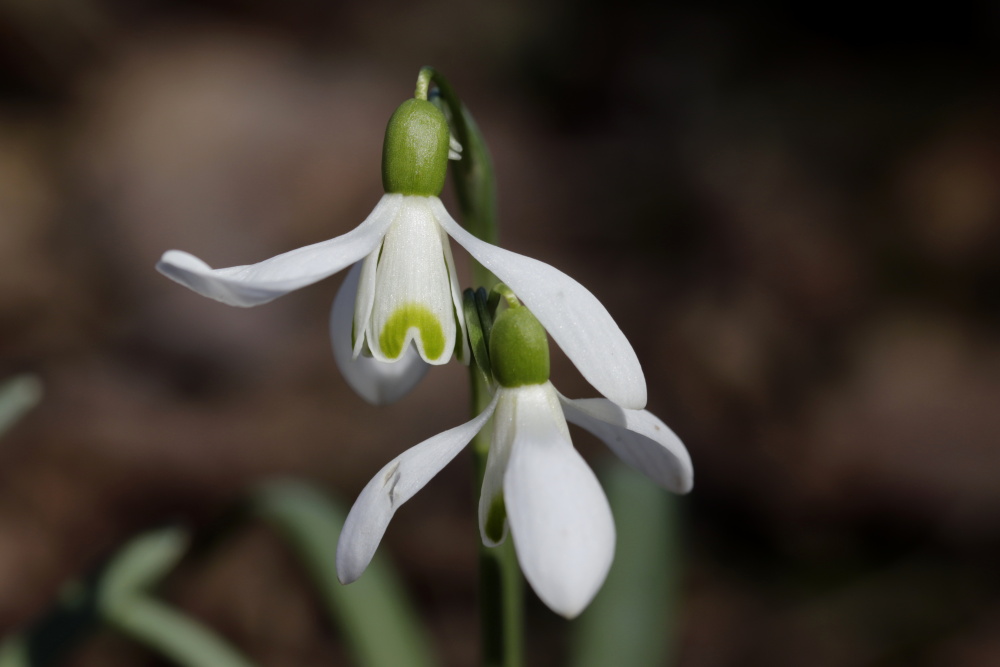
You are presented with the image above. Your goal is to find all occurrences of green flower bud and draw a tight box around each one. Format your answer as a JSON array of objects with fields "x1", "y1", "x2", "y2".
[
  {"x1": 381, "y1": 98, "x2": 450, "y2": 197},
  {"x1": 489, "y1": 306, "x2": 550, "y2": 388}
]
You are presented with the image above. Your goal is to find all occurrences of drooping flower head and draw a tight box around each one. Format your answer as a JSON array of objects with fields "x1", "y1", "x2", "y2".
[
  {"x1": 157, "y1": 95, "x2": 465, "y2": 403},
  {"x1": 157, "y1": 91, "x2": 646, "y2": 410},
  {"x1": 336, "y1": 294, "x2": 692, "y2": 618},
  {"x1": 353, "y1": 98, "x2": 465, "y2": 367}
]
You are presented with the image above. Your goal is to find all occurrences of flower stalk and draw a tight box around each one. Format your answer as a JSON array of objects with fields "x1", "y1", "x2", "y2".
[
  {"x1": 472, "y1": 373, "x2": 524, "y2": 667},
  {"x1": 419, "y1": 67, "x2": 500, "y2": 266}
]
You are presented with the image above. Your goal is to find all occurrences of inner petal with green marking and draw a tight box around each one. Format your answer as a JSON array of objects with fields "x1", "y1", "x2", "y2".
[
  {"x1": 365, "y1": 196, "x2": 461, "y2": 365},
  {"x1": 378, "y1": 303, "x2": 446, "y2": 361}
]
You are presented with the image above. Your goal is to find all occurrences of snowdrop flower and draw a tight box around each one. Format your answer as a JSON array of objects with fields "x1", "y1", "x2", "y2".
[
  {"x1": 336, "y1": 302, "x2": 692, "y2": 618},
  {"x1": 157, "y1": 96, "x2": 645, "y2": 409}
]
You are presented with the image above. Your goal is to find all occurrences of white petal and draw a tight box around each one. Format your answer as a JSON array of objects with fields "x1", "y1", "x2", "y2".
[
  {"x1": 559, "y1": 394, "x2": 693, "y2": 494},
  {"x1": 367, "y1": 198, "x2": 457, "y2": 365},
  {"x1": 352, "y1": 245, "x2": 381, "y2": 357},
  {"x1": 331, "y1": 263, "x2": 429, "y2": 405},
  {"x1": 431, "y1": 199, "x2": 646, "y2": 409},
  {"x1": 440, "y1": 226, "x2": 469, "y2": 364},
  {"x1": 156, "y1": 194, "x2": 403, "y2": 307},
  {"x1": 336, "y1": 392, "x2": 500, "y2": 584},
  {"x1": 503, "y1": 383, "x2": 615, "y2": 618},
  {"x1": 477, "y1": 389, "x2": 517, "y2": 547}
]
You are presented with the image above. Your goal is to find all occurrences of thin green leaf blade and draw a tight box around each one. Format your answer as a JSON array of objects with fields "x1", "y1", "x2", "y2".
[
  {"x1": 253, "y1": 480, "x2": 437, "y2": 667},
  {"x1": 0, "y1": 375, "x2": 42, "y2": 438}
]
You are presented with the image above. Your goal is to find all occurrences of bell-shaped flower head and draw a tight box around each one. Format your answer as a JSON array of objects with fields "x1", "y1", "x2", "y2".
[
  {"x1": 336, "y1": 301, "x2": 692, "y2": 618},
  {"x1": 157, "y1": 91, "x2": 646, "y2": 409}
]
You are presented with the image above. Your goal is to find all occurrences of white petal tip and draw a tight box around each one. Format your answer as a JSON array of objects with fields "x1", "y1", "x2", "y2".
[
  {"x1": 551, "y1": 599, "x2": 589, "y2": 620},
  {"x1": 336, "y1": 567, "x2": 359, "y2": 586},
  {"x1": 676, "y1": 468, "x2": 695, "y2": 495},
  {"x1": 156, "y1": 250, "x2": 205, "y2": 276},
  {"x1": 614, "y1": 389, "x2": 647, "y2": 412},
  {"x1": 559, "y1": 395, "x2": 693, "y2": 495},
  {"x1": 530, "y1": 556, "x2": 612, "y2": 619},
  {"x1": 601, "y1": 364, "x2": 647, "y2": 411},
  {"x1": 335, "y1": 540, "x2": 370, "y2": 586}
]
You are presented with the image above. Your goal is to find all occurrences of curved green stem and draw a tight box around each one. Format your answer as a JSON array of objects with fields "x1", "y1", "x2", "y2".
[
  {"x1": 471, "y1": 373, "x2": 523, "y2": 667},
  {"x1": 418, "y1": 66, "x2": 500, "y2": 278}
]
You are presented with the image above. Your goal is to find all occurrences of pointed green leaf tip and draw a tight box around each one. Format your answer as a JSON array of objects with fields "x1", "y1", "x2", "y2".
[
  {"x1": 489, "y1": 306, "x2": 550, "y2": 387},
  {"x1": 382, "y1": 99, "x2": 450, "y2": 196}
]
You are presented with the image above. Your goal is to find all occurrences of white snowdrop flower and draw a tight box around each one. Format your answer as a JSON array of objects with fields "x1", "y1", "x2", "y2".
[
  {"x1": 157, "y1": 97, "x2": 645, "y2": 409},
  {"x1": 336, "y1": 304, "x2": 691, "y2": 618}
]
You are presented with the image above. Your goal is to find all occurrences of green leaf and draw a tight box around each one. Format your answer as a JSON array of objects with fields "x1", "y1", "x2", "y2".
[
  {"x1": 253, "y1": 480, "x2": 437, "y2": 667},
  {"x1": 0, "y1": 638, "x2": 28, "y2": 667},
  {"x1": 0, "y1": 375, "x2": 42, "y2": 438},
  {"x1": 98, "y1": 527, "x2": 260, "y2": 667},
  {"x1": 99, "y1": 527, "x2": 188, "y2": 606},
  {"x1": 109, "y1": 597, "x2": 258, "y2": 667}
]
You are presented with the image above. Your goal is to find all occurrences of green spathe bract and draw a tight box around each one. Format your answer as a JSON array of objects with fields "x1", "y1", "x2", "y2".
[
  {"x1": 381, "y1": 99, "x2": 450, "y2": 197},
  {"x1": 489, "y1": 306, "x2": 550, "y2": 387},
  {"x1": 379, "y1": 304, "x2": 446, "y2": 361}
]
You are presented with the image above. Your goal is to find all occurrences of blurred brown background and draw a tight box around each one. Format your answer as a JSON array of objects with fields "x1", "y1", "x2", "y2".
[{"x1": 1, "y1": 1, "x2": 999, "y2": 665}]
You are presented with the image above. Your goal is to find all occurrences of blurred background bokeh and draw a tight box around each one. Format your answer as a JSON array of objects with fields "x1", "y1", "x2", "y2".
[{"x1": 1, "y1": 1, "x2": 999, "y2": 665}]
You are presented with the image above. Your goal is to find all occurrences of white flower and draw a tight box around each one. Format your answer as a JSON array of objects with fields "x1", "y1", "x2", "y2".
[
  {"x1": 157, "y1": 193, "x2": 646, "y2": 408},
  {"x1": 156, "y1": 95, "x2": 646, "y2": 407},
  {"x1": 335, "y1": 379, "x2": 692, "y2": 618}
]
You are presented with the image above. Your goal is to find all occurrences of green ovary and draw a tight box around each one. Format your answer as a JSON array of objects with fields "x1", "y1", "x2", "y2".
[{"x1": 378, "y1": 304, "x2": 446, "y2": 361}]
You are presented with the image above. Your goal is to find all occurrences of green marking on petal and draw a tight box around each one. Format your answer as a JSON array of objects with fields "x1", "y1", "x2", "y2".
[
  {"x1": 485, "y1": 494, "x2": 506, "y2": 544},
  {"x1": 378, "y1": 303, "x2": 446, "y2": 361}
]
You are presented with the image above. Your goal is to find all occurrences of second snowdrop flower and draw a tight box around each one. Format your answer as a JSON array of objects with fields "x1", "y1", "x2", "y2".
[{"x1": 336, "y1": 299, "x2": 692, "y2": 618}]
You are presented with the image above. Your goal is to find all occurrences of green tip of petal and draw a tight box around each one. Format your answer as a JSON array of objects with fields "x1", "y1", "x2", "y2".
[
  {"x1": 489, "y1": 306, "x2": 550, "y2": 387},
  {"x1": 485, "y1": 495, "x2": 507, "y2": 544},
  {"x1": 379, "y1": 303, "x2": 446, "y2": 361},
  {"x1": 382, "y1": 99, "x2": 450, "y2": 196}
]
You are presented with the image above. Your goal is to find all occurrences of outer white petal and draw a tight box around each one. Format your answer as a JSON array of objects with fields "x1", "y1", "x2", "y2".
[
  {"x1": 156, "y1": 194, "x2": 403, "y2": 307},
  {"x1": 478, "y1": 389, "x2": 517, "y2": 547},
  {"x1": 503, "y1": 383, "x2": 615, "y2": 619},
  {"x1": 367, "y1": 197, "x2": 457, "y2": 365},
  {"x1": 558, "y1": 394, "x2": 693, "y2": 494},
  {"x1": 431, "y1": 198, "x2": 646, "y2": 409},
  {"x1": 352, "y1": 245, "x2": 381, "y2": 358},
  {"x1": 336, "y1": 392, "x2": 500, "y2": 584},
  {"x1": 440, "y1": 226, "x2": 469, "y2": 364},
  {"x1": 331, "y1": 263, "x2": 429, "y2": 405}
]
